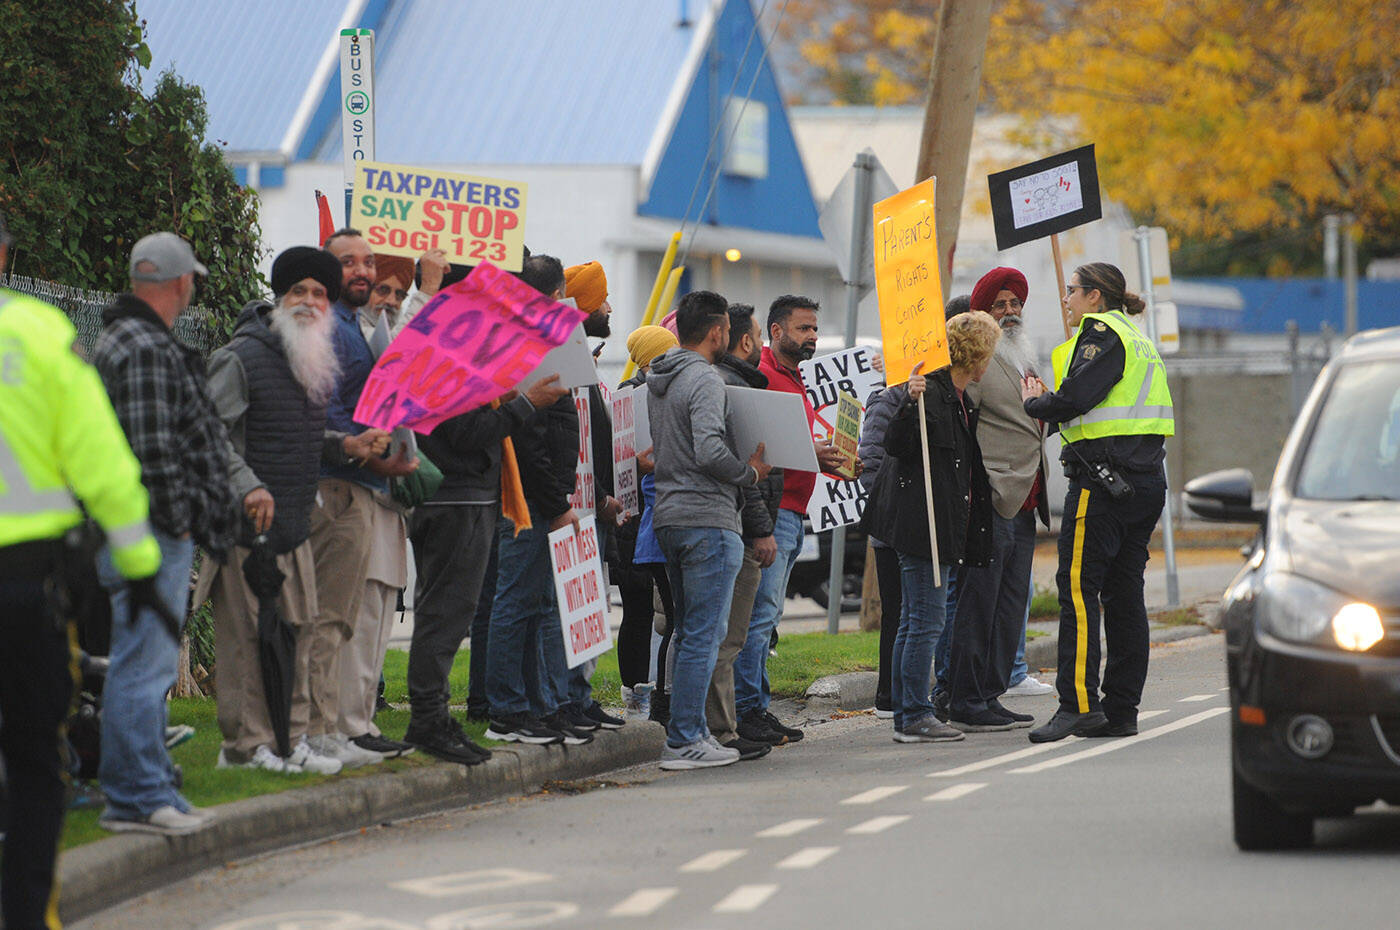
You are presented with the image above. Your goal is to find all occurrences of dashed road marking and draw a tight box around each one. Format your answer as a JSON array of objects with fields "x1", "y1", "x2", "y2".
[
  {"x1": 846, "y1": 815, "x2": 910, "y2": 835},
  {"x1": 840, "y1": 785, "x2": 909, "y2": 805},
  {"x1": 1179, "y1": 694, "x2": 1215, "y2": 702},
  {"x1": 775, "y1": 846, "x2": 839, "y2": 870},
  {"x1": 756, "y1": 818, "x2": 823, "y2": 838},
  {"x1": 713, "y1": 884, "x2": 779, "y2": 913},
  {"x1": 927, "y1": 741, "x2": 1079, "y2": 777},
  {"x1": 680, "y1": 849, "x2": 747, "y2": 872},
  {"x1": 609, "y1": 888, "x2": 678, "y2": 917},
  {"x1": 1139, "y1": 710, "x2": 1168, "y2": 721},
  {"x1": 924, "y1": 782, "x2": 987, "y2": 802},
  {"x1": 1009, "y1": 707, "x2": 1229, "y2": 774}
]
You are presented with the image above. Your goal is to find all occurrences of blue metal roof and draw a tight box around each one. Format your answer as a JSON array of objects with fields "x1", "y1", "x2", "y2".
[
  {"x1": 314, "y1": 0, "x2": 696, "y2": 164},
  {"x1": 136, "y1": 0, "x2": 350, "y2": 153},
  {"x1": 1184, "y1": 278, "x2": 1400, "y2": 333}
]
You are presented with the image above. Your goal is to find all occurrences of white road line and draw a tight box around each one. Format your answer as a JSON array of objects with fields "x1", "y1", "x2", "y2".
[
  {"x1": 927, "y1": 740, "x2": 1081, "y2": 777},
  {"x1": 924, "y1": 782, "x2": 987, "y2": 802},
  {"x1": 1009, "y1": 707, "x2": 1229, "y2": 774},
  {"x1": 713, "y1": 884, "x2": 779, "y2": 913},
  {"x1": 840, "y1": 785, "x2": 909, "y2": 805},
  {"x1": 609, "y1": 888, "x2": 678, "y2": 917},
  {"x1": 846, "y1": 815, "x2": 910, "y2": 835},
  {"x1": 1179, "y1": 694, "x2": 1215, "y2": 702},
  {"x1": 680, "y1": 849, "x2": 748, "y2": 872},
  {"x1": 756, "y1": 818, "x2": 823, "y2": 838},
  {"x1": 1139, "y1": 710, "x2": 1168, "y2": 721},
  {"x1": 775, "y1": 846, "x2": 840, "y2": 870},
  {"x1": 1219, "y1": 687, "x2": 1230, "y2": 692}
]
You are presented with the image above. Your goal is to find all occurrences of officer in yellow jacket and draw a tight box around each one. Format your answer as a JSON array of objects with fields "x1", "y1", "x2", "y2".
[
  {"x1": 0, "y1": 214, "x2": 163, "y2": 930},
  {"x1": 1020, "y1": 261, "x2": 1174, "y2": 744}
]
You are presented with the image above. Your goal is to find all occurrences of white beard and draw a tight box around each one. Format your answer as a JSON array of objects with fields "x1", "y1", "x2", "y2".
[
  {"x1": 997, "y1": 322, "x2": 1038, "y2": 378},
  {"x1": 269, "y1": 300, "x2": 340, "y2": 405}
]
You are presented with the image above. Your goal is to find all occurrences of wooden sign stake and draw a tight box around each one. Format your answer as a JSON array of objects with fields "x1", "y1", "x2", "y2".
[
  {"x1": 1051, "y1": 232, "x2": 1071, "y2": 340},
  {"x1": 915, "y1": 392, "x2": 942, "y2": 588}
]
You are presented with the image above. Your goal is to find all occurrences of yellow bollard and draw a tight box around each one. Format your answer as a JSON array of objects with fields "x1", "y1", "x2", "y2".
[{"x1": 621, "y1": 231, "x2": 682, "y2": 381}]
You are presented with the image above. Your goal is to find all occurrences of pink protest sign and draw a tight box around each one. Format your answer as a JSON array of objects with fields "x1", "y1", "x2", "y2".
[{"x1": 353, "y1": 261, "x2": 585, "y2": 433}]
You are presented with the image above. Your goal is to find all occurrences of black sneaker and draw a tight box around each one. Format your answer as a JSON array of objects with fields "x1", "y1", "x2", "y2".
[
  {"x1": 948, "y1": 709, "x2": 1018, "y2": 732},
  {"x1": 582, "y1": 702, "x2": 625, "y2": 730},
  {"x1": 404, "y1": 721, "x2": 487, "y2": 765},
  {"x1": 561, "y1": 705, "x2": 600, "y2": 731},
  {"x1": 1028, "y1": 709, "x2": 1108, "y2": 743},
  {"x1": 1085, "y1": 718, "x2": 1138, "y2": 737},
  {"x1": 648, "y1": 691, "x2": 671, "y2": 726},
  {"x1": 542, "y1": 712, "x2": 595, "y2": 745},
  {"x1": 721, "y1": 736, "x2": 772, "y2": 761},
  {"x1": 444, "y1": 718, "x2": 492, "y2": 761},
  {"x1": 737, "y1": 710, "x2": 787, "y2": 746},
  {"x1": 933, "y1": 691, "x2": 950, "y2": 723},
  {"x1": 986, "y1": 699, "x2": 1034, "y2": 728},
  {"x1": 465, "y1": 703, "x2": 491, "y2": 724},
  {"x1": 484, "y1": 712, "x2": 565, "y2": 745},
  {"x1": 353, "y1": 733, "x2": 416, "y2": 759},
  {"x1": 763, "y1": 710, "x2": 804, "y2": 742}
]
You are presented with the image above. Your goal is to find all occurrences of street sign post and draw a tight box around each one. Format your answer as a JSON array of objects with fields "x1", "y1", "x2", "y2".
[
  {"x1": 340, "y1": 28, "x2": 375, "y2": 221},
  {"x1": 1133, "y1": 226, "x2": 1180, "y2": 608}
]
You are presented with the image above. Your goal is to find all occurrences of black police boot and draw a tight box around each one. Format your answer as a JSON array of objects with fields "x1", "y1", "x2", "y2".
[{"x1": 1028, "y1": 709, "x2": 1108, "y2": 743}]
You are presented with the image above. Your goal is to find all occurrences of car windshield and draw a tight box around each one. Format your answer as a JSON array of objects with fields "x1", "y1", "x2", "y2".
[{"x1": 1295, "y1": 358, "x2": 1400, "y2": 501}]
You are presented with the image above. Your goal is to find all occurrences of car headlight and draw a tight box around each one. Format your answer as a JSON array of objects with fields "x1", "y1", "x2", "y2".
[
  {"x1": 1333, "y1": 603, "x2": 1384, "y2": 652},
  {"x1": 1258, "y1": 572, "x2": 1383, "y2": 650}
]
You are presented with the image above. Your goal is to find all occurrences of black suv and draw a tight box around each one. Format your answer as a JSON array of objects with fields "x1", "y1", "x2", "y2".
[{"x1": 1185, "y1": 327, "x2": 1400, "y2": 850}]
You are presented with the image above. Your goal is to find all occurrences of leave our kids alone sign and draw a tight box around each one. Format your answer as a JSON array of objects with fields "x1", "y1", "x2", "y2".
[{"x1": 351, "y1": 161, "x2": 528, "y2": 271}]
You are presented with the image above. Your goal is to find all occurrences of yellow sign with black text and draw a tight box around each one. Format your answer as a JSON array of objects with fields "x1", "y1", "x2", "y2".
[{"x1": 873, "y1": 178, "x2": 948, "y2": 386}]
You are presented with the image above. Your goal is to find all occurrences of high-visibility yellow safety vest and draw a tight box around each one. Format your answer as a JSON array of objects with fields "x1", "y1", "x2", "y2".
[
  {"x1": 0, "y1": 290, "x2": 159, "y2": 579},
  {"x1": 1050, "y1": 309, "x2": 1175, "y2": 444}
]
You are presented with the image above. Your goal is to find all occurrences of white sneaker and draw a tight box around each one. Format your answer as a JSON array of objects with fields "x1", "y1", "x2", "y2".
[
  {"x1": 216, "y1": 745, "x2": 303, "y2": 774},
  {"x1": 287, "y1": 737, "x2": 343, "y2": 775},
  {"x1": 660, "y1": 739, "x2": 741, "y2": 770},
  {"x1": 307, "y1": 733, "x2": 382, "y2": 769},
  {"x1": 622, "y1": 682, "x2": 653, "y2": 719},
  {"x1": 99, "y1": 804, "x2": 209, "y2": 836},
  {"x1": 1004, "y1": 675, "x2": 1055, "y2": 697}
]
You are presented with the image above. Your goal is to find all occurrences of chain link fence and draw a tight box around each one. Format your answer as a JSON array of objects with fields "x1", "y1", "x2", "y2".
[{"x1": 1, "y1": 273, "x2": 223, "y2": 356}]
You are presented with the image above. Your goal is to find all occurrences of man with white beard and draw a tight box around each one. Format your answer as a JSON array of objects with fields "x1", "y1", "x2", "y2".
[
  {"x1": 197, "y1": 246, "x2": 391, "y2": 773},
  {"x1": 943, "y1": 267, "x2": 1056, "y2": 734}
]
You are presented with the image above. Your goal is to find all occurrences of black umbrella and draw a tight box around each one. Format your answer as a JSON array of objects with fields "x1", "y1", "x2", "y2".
[{"x1": 242, "y1": 535, "x2": 294, "y2": 759}]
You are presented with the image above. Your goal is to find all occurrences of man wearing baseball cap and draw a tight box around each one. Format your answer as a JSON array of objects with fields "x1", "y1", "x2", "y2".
[{"x1": 90, "y1": 232, "x2": 233, "y2": 834}]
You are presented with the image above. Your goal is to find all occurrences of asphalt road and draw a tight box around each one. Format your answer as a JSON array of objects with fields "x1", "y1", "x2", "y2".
[{"x1": 76, "y1": 635, "x2": 1400, "y2": 930}]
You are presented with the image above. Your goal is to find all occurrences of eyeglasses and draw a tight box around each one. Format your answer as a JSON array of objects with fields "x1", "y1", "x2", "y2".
[
  {"x1": 1065, "y1": 284, "x2": 1089, "y2": 296},
  {"x1": 991, "y1": 298, "x2": 1024, "y2": 312},
  {"x1": 373, "y1": 284, "x2": 409, "y2": 301}
]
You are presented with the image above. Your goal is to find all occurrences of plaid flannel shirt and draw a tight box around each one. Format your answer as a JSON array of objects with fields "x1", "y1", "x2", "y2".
[{"x1": 93, "y1": 295, "x2": 237, "y2": 559}]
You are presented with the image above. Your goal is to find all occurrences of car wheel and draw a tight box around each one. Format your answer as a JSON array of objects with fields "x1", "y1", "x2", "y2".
[{"x1": 1232, "y1": 764, "x2": 1313, "y2": 850}]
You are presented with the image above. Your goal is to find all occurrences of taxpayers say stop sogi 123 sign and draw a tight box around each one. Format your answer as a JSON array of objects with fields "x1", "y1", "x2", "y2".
[{"x1": 351, "y1": 160, "x2": 528, "y2": 271}]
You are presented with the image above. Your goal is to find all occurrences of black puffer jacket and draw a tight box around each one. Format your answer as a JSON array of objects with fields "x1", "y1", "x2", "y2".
[
  {"x1": 418, "y1": 394, "x2": 535, "y2": 504},
  {"x1": 514, "y1": 393, "x2": 579, "y2": 523},
  {"x1": 716, "y1": 353, "x2": 781, "y2": 539},
  {"x1": 861, "y1": 369, "x2": 992, "y2": 567}
]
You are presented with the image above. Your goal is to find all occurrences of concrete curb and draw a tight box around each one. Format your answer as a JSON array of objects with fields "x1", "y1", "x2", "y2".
[
  {"x1": 58, "y1": 722, "x2": 666, "y2": 924},
  {"x1": 804, "y1": 623, "x2": 1218, "y2": 709}
]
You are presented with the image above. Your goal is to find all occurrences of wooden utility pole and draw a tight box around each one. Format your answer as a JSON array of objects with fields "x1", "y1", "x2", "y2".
[{"x1": 914, "y1": 0, "x2": 995, "y2": 301}]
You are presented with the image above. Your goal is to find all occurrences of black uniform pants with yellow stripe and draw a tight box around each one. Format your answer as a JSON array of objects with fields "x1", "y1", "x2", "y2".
[
  {"x1": 1053, "y1": 473, "x2": 1166, "y2": 723},
  {"x1": 1, "y1": 556, "x2": 79, "y2": 930}
]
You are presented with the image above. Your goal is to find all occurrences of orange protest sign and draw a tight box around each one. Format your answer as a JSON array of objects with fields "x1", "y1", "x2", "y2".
[{"x1": 873, "y1": 178, "x2": 948, "y2": 387}]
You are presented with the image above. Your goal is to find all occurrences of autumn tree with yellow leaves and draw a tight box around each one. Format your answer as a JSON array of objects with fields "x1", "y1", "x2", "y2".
[{"x1": 781, "y1": 0, "x2": 1400, "y2": 273}]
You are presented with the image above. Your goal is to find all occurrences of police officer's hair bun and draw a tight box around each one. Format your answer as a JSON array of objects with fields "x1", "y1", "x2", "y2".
[{"x1": 1073, "y1": 262, "x2": 1145, "y2": 313}]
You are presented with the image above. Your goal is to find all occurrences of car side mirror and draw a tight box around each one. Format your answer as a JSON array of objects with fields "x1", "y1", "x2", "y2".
[{"x1": 1183, "y1": 468, "x2": 1266, "y2": 524}]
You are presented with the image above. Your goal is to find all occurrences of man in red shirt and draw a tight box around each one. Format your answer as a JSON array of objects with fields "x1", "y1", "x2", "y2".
[{"x1": 734, "y1": 295, "x2": 845, "y2": 745}]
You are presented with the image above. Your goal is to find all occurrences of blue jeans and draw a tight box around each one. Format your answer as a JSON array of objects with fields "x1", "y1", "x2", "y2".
[
  {"x1": 1009, "y1": 574, "x2": 1033, "y2": 686},
  {"x1": 486, "y1": 508, "x2": 558, "y2": 718},
  {"x1": 932, "y1": 565, "x2": 959, "y2": 699},
  {"x1": 657, "y1": 526, "x2": 743, "y2": 746},
  {"x1": 892, "y1": 553, "x2": 950, "y2": 730},
  {"x1": 97, "y1": 530, "x2": 194, "y2": 818},
  {"x1": 734, "y1": 509, "x2": 804, "y2": 718}
]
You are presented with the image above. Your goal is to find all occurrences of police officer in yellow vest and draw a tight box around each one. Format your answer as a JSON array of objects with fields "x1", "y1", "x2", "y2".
[
  {"x1": 0, "y1": 214, "x2": 164, "y2": 930},
  {"x1": 1019, "y1": 261, "x2": 1174, "y2": 743}
]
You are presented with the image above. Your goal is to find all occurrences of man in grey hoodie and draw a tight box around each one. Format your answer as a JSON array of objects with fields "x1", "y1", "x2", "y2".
[{"x1": 648, "y1": 290, "x2": 771, "y2": 770}]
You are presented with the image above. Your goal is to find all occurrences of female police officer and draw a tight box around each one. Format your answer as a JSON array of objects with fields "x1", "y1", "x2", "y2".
[{"x1": 1019, "y1": 262, "x2": 1174, "y2": 743}]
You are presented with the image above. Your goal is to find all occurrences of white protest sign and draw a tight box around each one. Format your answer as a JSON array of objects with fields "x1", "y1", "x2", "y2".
[
  {"x1": 611, "y1": 386, "x2": 638, "y2": 518},
  {"x1": 523, "y1": 316, "x2": 597, "y2": 390},
  {"x1": 568, "y1": 389, "x2": 594, "y2": 513},
  {"x1": 1009, "y1": 162, "x2": 1083, "y2": 229},
  {"x1": 724, "y1": 386, "x2": 819, "y2": 473},
  {"x1": 798, "y1": 347, "x2": 884, "y2": 531},
  {"x1": 633, "y1": 387, "x2": 652, "y2": 453},
  {"x1": 799, "y1": 346, "x2": 884, "y2": 442},
  {"x1": 548, "y1": 514, "x2": 613, "y2": 668}
]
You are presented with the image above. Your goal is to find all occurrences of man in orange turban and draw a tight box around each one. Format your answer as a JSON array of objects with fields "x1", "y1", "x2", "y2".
[{"x1": 565, "y1": 261, "x2": 611, "y2": 338}]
